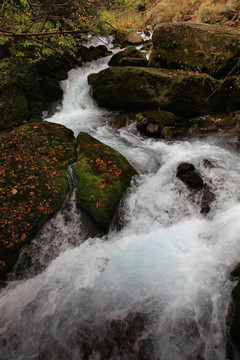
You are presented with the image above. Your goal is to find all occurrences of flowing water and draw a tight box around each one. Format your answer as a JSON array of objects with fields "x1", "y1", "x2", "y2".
[{"x1": 1, "y1": 38, "x2": 240, "y2": 360}]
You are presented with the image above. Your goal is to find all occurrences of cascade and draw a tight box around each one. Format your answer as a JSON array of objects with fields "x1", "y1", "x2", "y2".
[{"x1": 0, "y1": 37, "x2": 240, "y2": 360}]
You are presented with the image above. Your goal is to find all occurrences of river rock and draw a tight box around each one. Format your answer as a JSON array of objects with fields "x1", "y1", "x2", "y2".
[
  {"x1": 231, "y1": 264, "x2": 240, "y2": 278},
  {"x1": 176, "y1": 163, "x2": 204, "y2": 190},
  {"x1": 230, "y1": 279, "x2": 240, "y2": 350},
  {"x1": 126, "y1": 31, "x2": 143, "y2": 45},
  {"x1": 108, "y1": 46, "x2": 147, "y2": 67},
  {"x1": 75, "y1": 132, "x2": 136, "y2": 230},
  {"x1": 150, "y1": 23, "x2": 240, "y2": 77},
  {"x1": 0, "y1": 121, "x2": 76, "y2": 277},
  {"x1": 136, "y1": 110, "x2": 177, "y2": 138},
  {"x1": 77, "y1": 311, "x2": 153, "y2": 360},
  {"x1": 200, "y1": 188, "x2": 215, "y2": 214},
  {"x1": 88, "y1": 66, "x2": 230, "y2": 116},
  {"x1": 78, "y1": 45, "x2": 112, "y2": 62}
]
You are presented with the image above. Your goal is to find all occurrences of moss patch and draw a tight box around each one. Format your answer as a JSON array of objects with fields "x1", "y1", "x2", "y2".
[
  {"x1": 88, "y1": 66, "x2": 230, "y2": 116},
  {"x1": 152, "y1": 23, "x2": 240, "y2": 77},
  {"x1": 75, "y1": 132, "x2": 136, "y2": 230},
  {"x1": 0, "y1": 121, "x2": 76, "y2": 276}
]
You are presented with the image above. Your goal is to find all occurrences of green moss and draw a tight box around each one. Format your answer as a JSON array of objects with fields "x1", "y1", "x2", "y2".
[
  {"x1": 142, "y1": 110, "x2": 177, "y2": 126},
  {"x1": 152, "y1": 23, "x2": 240, "y2": 77},
  {"x1": 88, "y1": 66, "x2": 230, "y2": 116},
  {"x1": 163, "y1": 126, "x2": 173, "y2": 137},
  {"x1": 0, "y1": 121, "x2": 76, "y2": 277},
  {"x1": 75, "y1": 132, "x2": 136, "y2": 229}
]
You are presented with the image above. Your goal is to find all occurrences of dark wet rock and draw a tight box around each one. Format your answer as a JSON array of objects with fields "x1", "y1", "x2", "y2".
[
  {"x1": 108, "y1": 46, "x2": 147, "y2": 67},
  {"x1": 231, "y1": 264, "x2": 240, "y2": 278},
  {"x1": 202, "y1": 159, "x2": 215, "y2": 168},
  {"x1": 200, "y1": 204, "x2": 211, "y2": 214},
  {"x1": 176, "y1": 163, "x2": 204, "y2": 190},
  {"x1": 78, "y1": 45, "x2": 112, "y2": 62},
  {"x1": 118, "y1": 57, "x2": 148, "y2": 67},
  {"x1": 230, "y1": 280, "x2": 240, "y2": 350},
  {"x1": 111, "y1": 112, "x2": 138, "y2": 128},
  {"x1": 151, "y1": 23, "x2": 240, "y2": 77},
  {"x1": 136, "y1": 110, "x2": 177, "y2": 138},
  {"x1": 200, "y1": 189, "x2": 215, "y2": 214},
  {"x1": 78, "y1": 312, "x2": 155, "y2": 360},
  {"x1": 88, "y1": 66, "x2": 229, "y2": 116},
  {"x1": 75, "y1": 132, "x2": 137, "y2": 230}
]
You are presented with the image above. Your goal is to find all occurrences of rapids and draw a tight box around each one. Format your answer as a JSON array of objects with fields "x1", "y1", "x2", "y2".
[{"x1": 0, "y1": 37, "x2": 240, "y2": 360}]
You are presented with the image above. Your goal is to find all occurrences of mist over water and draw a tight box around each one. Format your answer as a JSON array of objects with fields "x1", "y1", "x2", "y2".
[{"x1": 1, "y1": 38, "x2": 240, "y2": 360}]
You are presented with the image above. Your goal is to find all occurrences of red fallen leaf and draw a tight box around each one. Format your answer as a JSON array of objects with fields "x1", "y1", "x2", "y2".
[
  {"x1": 39, "y1": 205, "x2": 45, "y2": 211},
  {"x1": 98, "y1": 183, "x2": 107, "y2": 189},
  {"x1": 7, "y1": 243, "x2": 14, "y2": 248}
]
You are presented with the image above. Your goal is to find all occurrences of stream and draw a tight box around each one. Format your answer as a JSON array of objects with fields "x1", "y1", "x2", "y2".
[{"x1": 0, "y1": 37, "x2": 240, "y2": 360}]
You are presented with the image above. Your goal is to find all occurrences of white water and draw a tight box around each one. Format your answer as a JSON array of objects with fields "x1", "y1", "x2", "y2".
[{"x1": 1, "y1": 39, "x2": 240, "y2": 360}]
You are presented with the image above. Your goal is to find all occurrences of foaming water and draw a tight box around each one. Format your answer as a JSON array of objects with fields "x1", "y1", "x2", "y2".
[{"x1": 1, "y1": 41, "x2": 240, "y2": 360}]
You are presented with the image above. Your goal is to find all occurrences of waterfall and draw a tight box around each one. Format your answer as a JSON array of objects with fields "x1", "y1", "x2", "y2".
[{"x1": 0, "y1": 37, "x2": 240, "y2": 360}]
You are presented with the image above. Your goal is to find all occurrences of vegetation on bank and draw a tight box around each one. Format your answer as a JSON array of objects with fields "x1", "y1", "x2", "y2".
[{"x1": 0, "y1": 0, "x2": 239, "y2": 130}]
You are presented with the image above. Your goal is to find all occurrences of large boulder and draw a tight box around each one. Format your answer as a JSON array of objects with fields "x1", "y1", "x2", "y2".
[
  {"x1": 0, "y1": 121, "x2": 76, "y2": 277},
  {"x1": 75, "y1": 132, "x2": 136, "y2": 230},
  {"x1": 230, "y1": 278, "x2": 240, "y2": 350},
  {"x1": 150, "y1": 23, "x2": 240, "y2": 77},
  {"x1": 176, "y1": 163, "x2": 204, "y2": 190},
  {"x1": 108, "y1": 46, "x2": 148, "y2": 67},
  {"x1": 88, "y1": 66, "x2": 230, "y2": 116}
]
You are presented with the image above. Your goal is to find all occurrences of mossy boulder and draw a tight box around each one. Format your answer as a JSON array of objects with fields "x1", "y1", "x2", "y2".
[
  {"x1": 0, "y1": 121, "x2": 76, "y2": 277},
  {"x1": 151, "y1": 23, "x2": 240, "y2": 77},
  {"x1": 108, "y1": 46, "x2": 147, "y2": 67},
  {"x1": 88, "y1": 66, "x2": 230, "y2": 116},
  {"x1": 75, "y1": 132, "x2": 136, "y2": 230},
  {"x1": 77, "y1": 45, "x2": 112, "y2": 62}
]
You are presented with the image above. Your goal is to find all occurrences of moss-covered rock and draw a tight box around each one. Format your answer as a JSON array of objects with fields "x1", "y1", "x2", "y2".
[
  {"x1": 136, "y1": 110, "x2": 177, "y2": 138},
  {"x1": 151, "y1": 23, "x2": 240, "y2": 77},
  {"x1": 88, "y1": 66, "x2": 230, "y2": 116},
  {"x1": 77, "y1": 45, "x2": 112, "y2": 63},
  {"x1": 75, "y1": 132, "x2": 136, "y2": 230},
  {"x1": 0, "y1": 121, "x2": 76, "y2": 277},
  {"x1": 108, "y1": 46, "x2": 147, "y2": 67}
]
